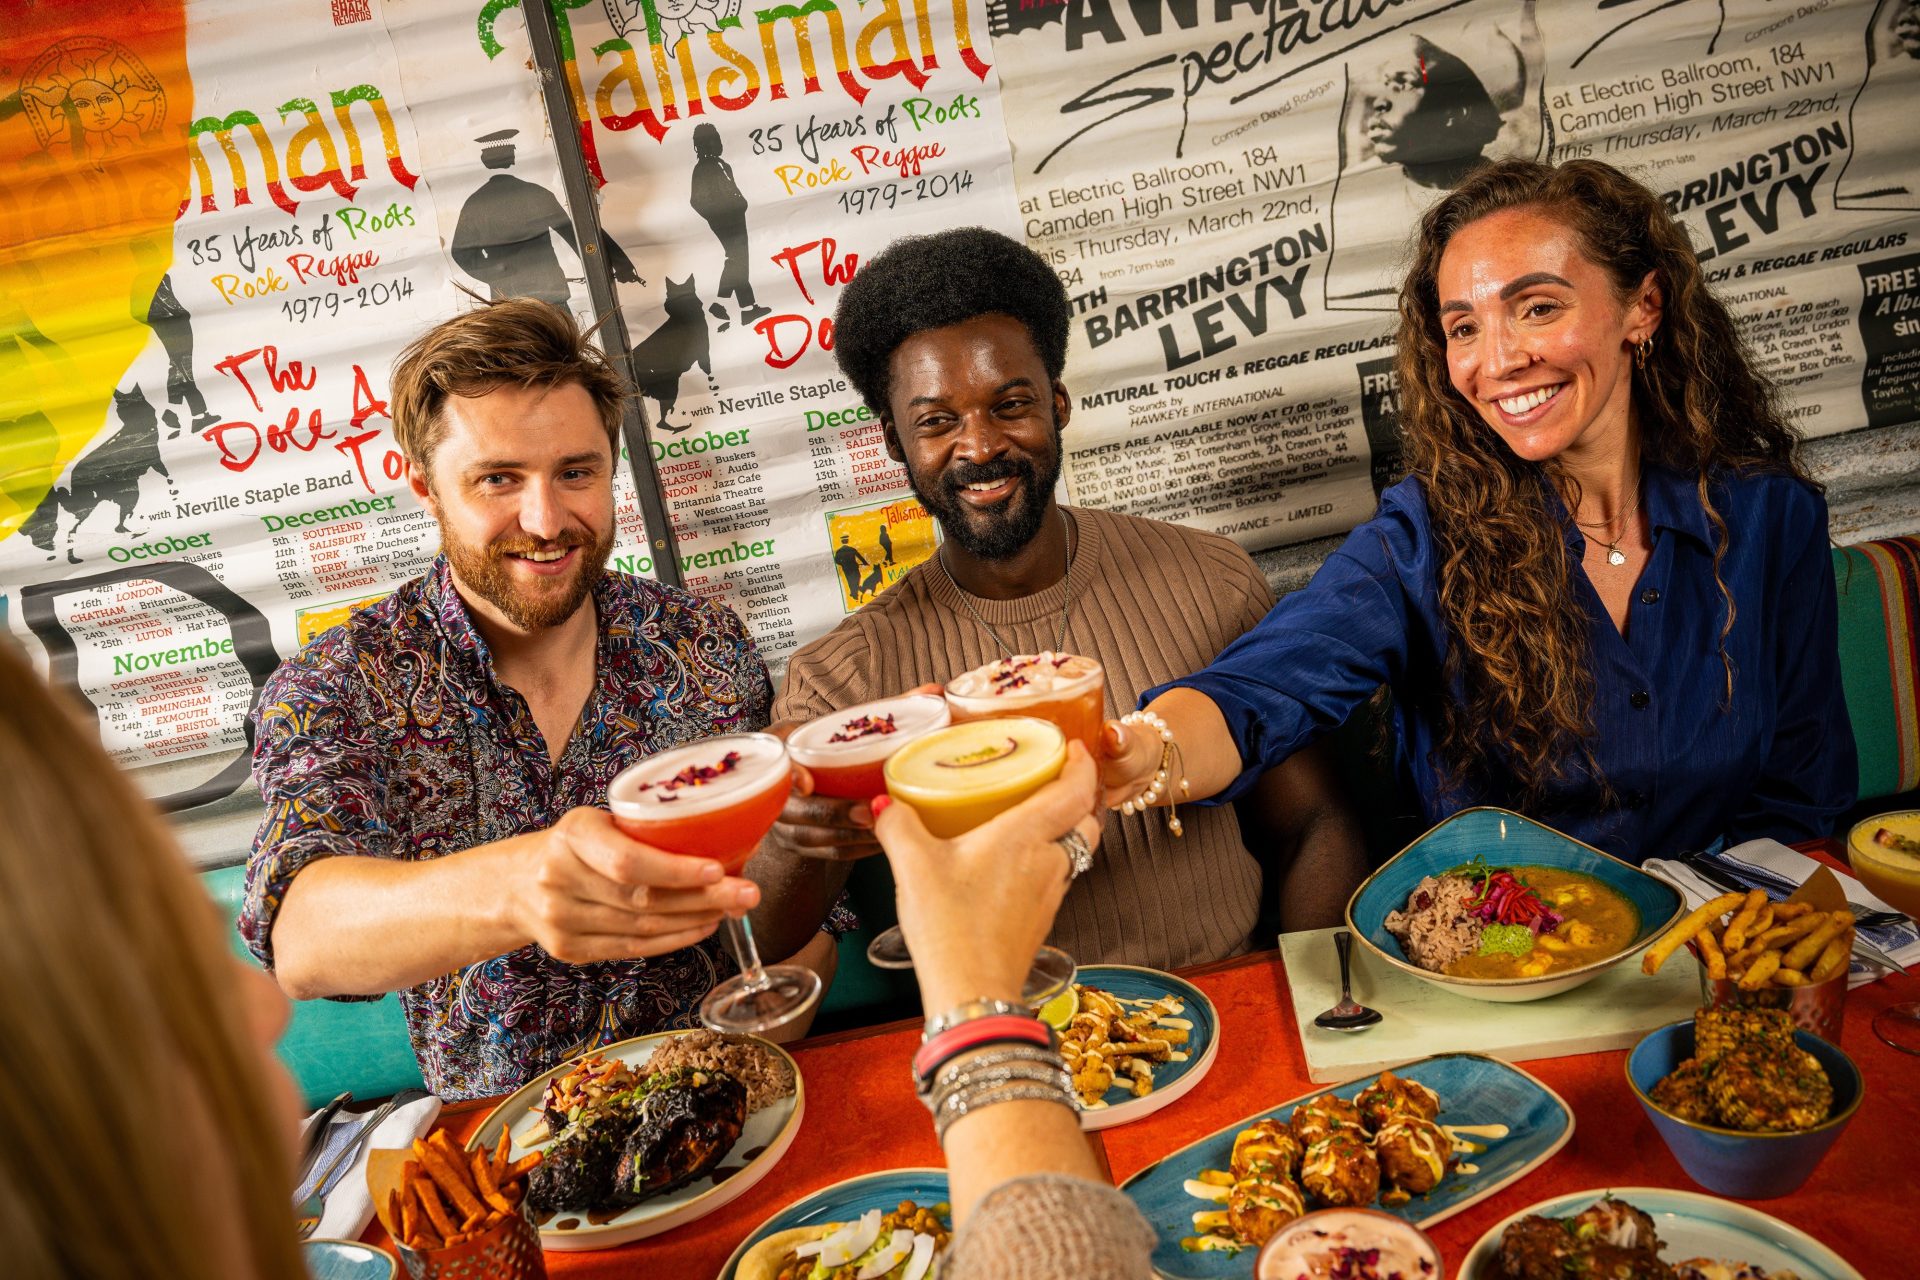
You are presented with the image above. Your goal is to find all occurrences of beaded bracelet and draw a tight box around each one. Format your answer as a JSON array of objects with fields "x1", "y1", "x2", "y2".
[
  {"x1": 1114, "y1": 709, "x2": 1187, "y2": 837},
  {"x1": 912, "y1": 1014, "x2": 1052, "y2": 1091}
]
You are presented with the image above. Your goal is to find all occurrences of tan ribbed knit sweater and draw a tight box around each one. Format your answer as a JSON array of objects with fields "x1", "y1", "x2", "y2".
[{"x1": 774, "y1": 505, "x2": 1272, "y2": 969}]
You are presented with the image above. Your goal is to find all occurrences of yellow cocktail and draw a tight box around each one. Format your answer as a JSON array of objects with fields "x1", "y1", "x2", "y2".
[
  {"x1": 868, "y1": 716, "x2": 1074, "y2": 998},
  {"x1": 1849, "y1": 811, "x2": 1920, "y2": 1056},
  {"x1": 883, "y1": 717, "x2": 1068, "y2": 837},
  {"x1": 1849, "y1": 811, "x2": 1920, "y2": 918}
]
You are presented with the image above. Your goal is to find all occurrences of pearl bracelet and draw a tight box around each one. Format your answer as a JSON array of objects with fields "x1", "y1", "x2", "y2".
[{"x1": 1113, "y1": 710, "x2": 1187, "y2": 837}]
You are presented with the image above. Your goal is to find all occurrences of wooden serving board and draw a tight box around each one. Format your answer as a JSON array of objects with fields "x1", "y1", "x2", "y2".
[{"x1": 1279, "y1": 926, "x2": 1700, "y2": 1082}]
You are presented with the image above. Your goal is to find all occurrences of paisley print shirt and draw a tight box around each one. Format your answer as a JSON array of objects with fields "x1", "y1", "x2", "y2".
[{"x1": 241, "y1": 558, "x2": 775, "y2": 1101}]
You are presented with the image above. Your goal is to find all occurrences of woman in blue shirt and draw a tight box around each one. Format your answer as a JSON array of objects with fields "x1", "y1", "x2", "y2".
[{"x1": 1104, "y1": 159, "x2": 1856, "y2": 863}]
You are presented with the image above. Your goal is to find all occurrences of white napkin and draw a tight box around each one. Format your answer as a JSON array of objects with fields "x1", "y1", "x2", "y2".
[
  {"x1": 1644, "y1": 838, "x2": 1920, "y2": 988},
  {"x1": 302, "y1": 1093, "x2": 442, "y2": 1242}
]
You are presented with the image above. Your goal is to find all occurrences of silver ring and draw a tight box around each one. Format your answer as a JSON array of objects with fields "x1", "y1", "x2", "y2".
[{"x1": 1057, "y1": 829, "x2": 1094, "y2": 881}]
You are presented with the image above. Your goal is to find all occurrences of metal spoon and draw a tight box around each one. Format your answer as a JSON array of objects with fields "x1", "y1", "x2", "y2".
[{"x1": 1314, "y1": 930, "x2": 1382, "y2": 1032}]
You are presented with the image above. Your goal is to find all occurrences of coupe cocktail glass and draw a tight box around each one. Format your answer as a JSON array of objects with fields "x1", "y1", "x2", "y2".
[
  {"x1": 1849, "y1": 812, "x2": 1920, "y2": 1055},
  {"x1": 944, "y1": 652, "x2": 1105, "y2": 753},
  {"x1": 869, "y1": 716, "x2": 1076, "y2": 1002},
  {"x1": 608, "y1": 733, "x2": 819, "y2": 1033},
  {"x1": 785, "y1": 693, "x2": 951, "y2": 802}
]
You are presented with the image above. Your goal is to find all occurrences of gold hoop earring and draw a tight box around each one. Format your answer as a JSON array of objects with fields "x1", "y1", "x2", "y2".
[{"x1": 1634, "y1": 337, "x2": 1653, "y2": 370}]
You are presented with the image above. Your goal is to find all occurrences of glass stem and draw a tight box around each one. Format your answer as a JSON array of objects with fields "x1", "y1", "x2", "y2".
[{"x1": 724, "y1": 914, "x2": 772, "y2": 993}]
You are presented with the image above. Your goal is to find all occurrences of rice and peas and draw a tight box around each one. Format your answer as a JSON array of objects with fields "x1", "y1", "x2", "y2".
[{"x1": 1384, "y1": 863, "x2": 1635, "y2": 978}]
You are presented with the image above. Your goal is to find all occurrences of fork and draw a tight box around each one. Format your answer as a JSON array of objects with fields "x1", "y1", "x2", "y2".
[{"x1": 294, "y1": 1087, "x2": 430, "y2": 1239}]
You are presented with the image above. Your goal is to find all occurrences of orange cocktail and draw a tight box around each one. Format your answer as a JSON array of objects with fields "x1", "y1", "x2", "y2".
[
  {"x1": 786, "y1": 694, "x2": 950, "y2": 801},
  {"x1": 944, "y1": 652, "x2": 1105, "y2": 753},
  {"x1": 1849, "y1": 811, "x2": 1920, "y2": 1056},
  {"x1": 608, "y1": 733, "x2": 790, "y2": 873},
  {"x1": 607, "y1": 733, "x2": 819, "y2": 1033}
]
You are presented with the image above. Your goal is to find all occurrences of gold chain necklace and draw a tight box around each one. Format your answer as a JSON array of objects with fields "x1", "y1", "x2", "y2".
[{"x1": 1573, "y1": 477, "x2": 1642, "y2": 567}]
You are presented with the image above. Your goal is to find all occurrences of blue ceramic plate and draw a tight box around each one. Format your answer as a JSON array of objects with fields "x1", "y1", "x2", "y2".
[
  {"x1": 1120, "y1": 1052, "x2": 1573, "y2": 1279},
  {"x1": 717, "y1": 1168, "x2": 951, "y2": 1280},
  {"x1": 1347, "y1": 806, "x2": 1686, "y2": 1002},
  {"x1": 1455, "y1": 1187, "x2": 1865, "y2": 1279},
  {"x1": 301, "y1": 1240, "x2": 396, "y2": 1280},
  {"x1": 1070, "y1": 965, "x2": 1220, "y2": 1131}
]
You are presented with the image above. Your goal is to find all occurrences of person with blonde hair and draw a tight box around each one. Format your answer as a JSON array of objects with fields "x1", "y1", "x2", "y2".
[
  {"x1": 1107, "y1": 158, "x2": 1855, "y2": 861},
  {"x1": 0, "y1": 641, "x2": 307, "y2": 1278}
]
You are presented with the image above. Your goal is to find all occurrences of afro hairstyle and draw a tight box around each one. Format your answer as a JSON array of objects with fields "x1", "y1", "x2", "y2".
[{"x1": 831, "y1": 226, "x2": 1071, "y2": 419}]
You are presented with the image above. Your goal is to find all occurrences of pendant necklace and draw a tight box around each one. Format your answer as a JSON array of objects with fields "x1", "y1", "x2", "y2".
[
  {"x1": 939, "y1": 509, "x2": 1074, "y2": 656},
  {"x1": 1574, "y1": 478, "x2": 1642, "y2": 567}
]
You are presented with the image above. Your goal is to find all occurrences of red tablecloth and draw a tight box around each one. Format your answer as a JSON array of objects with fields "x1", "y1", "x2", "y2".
[{"x1": 365, "y1": 852, "x2": 1907, "y2": 1277}]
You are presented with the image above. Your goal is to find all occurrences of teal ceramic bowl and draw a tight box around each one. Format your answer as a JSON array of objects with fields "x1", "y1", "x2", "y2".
[
  {"x1": 1345, "y1": 806, "x2": 1686, "y2": 1003},
  {"x1": 1626, "y1": 1020, "x2": 1862, "y2": 1199}
]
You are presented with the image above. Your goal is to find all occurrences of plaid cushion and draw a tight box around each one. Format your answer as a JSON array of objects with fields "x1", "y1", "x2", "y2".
[{"x1": 1833, "y1": 536, "x2": 1920, "y2": 800}]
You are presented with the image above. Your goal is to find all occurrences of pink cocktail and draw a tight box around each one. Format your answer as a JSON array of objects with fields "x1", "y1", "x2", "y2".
[
  {"x1": 945, "y1": 652, "x2": 1105, "y2": 753},
  {"x1": 786, "y1": 694, "x2": 951, "y2": 801},
  {"x1": 608, "y1": 733, "x2": 819, "y2": 1032}
]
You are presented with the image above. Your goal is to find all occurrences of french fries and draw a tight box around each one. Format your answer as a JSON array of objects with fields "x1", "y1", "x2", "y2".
[
  {"x1": 389, "y1": 1127, "x2": 544, "y2": 1253},
  {"x1": 1644, "y1": 888, "x2": 1855, "y2": 989},
  {"x1": 1642, "y1": 892, "x2": 1744, "y2": 974}
]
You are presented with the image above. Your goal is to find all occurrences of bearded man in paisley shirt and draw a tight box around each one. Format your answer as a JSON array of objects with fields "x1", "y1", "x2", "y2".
[{"x1": 240, "y1": 300, "x2": 838, "y2": 1100}]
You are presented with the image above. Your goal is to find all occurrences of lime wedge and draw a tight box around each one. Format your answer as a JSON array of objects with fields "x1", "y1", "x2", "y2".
[{"x1": 1038, "y1": 985, "x2": 1079, "y2": 1030}]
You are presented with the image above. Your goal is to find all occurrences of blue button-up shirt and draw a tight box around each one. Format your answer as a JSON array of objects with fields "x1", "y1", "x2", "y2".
[{"x1": 1155, "y1": 467, "x2": 1857, "y2": 862}]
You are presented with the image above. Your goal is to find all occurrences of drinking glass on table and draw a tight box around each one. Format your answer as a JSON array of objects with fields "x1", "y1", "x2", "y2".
[
  {"x1": 1849, "y1": 812, "x2": 1920, "y2": 1055},
  {"x1": 785, "y1": 693, "x2": 951, "y2": 801},
  {"x1": 869, "y1": 715, "x2": 1077, "y2": 1002},
  {"x1": 944, "y1": 652, "x2": 1105, "y2": 753},
  {"x1": 608, "y1": 733, "x2": 819, "y2": 1033}
]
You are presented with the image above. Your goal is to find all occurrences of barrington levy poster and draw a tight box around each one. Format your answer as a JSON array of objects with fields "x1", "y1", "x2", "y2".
[
  {"x1": 484, "y1": 0, "x2": 1022, "y2": 667},
  {"x1": 1545, "y1": 0, "x2": 1920, "y2": 438},
  {"x1": 0, "y1": 0, "x2": 658, "y2": 817},
  {"x1": 987, "y1": 0, "x2": 1920, "y2": 549}
]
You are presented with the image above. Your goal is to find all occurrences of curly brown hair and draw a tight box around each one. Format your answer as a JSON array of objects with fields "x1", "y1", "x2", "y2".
[{"x1": 1394, "y1": 158, "x2": 1811, "y2": 802}]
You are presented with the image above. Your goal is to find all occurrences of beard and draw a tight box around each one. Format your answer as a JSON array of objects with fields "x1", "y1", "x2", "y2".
[
  {"x1": 905, "y1": 428, "x2": 1063, "y2": 561},
  {"x1": 441, "y1": 517, "x2": 613, "y2": 631}
]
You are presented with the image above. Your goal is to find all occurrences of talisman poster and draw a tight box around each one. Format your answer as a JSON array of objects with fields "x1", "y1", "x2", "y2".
[
  {"x1": 0, "y1": 0, "x2": 629, "y2": 843},
  {"x1": 494, "y1": 0, "x2": 1021, "y2": 659}
]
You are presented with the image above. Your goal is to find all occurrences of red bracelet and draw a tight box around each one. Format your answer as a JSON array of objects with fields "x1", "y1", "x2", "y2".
[{"x1": 912, "y1": 1015, "x2": 1051, "y2": 1087}]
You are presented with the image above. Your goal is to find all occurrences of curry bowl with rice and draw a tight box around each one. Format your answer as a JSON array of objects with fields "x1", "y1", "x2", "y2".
[{"x1": 1346, "y1": 808, "x2": 1686, "y2": 1003}]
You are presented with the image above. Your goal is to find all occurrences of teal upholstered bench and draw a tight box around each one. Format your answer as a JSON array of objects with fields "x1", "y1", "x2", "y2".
[
  {"x1": 202, "y1": 865, "x2": 426, "y2": 1109},
  {"x1": 202, "y1": 864, "x2": 899, "y2": 1104}
]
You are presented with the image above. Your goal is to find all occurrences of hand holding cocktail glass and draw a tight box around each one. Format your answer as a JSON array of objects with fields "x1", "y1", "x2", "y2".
[
  {"x1": 761, "y1": 686, "x2": 949, "y2": 863},
  {"x1": 608, "y1": 734, "x2": 820, "y2": 1033},
  {"x1": 514, "y1": 806, "x2": 758, "y2": 964},
  {"x1": 871, "y1": 742, "x2": 1106, "y2": 1014}
]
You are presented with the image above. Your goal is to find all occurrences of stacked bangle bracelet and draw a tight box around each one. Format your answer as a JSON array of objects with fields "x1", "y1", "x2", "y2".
[
  {"x1": 913, "y1": 1012, "x2": 1051, "y2": 1094},
  {"x1": 923, "y1": 1043, "x2": 1076, "y2": 1144}
]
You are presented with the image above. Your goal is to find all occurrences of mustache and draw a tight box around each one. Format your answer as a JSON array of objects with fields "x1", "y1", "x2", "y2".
[
  {"x1": 943, "y1": 458, "x2": 1034, "y2": 493},
  {"x1": 489, "y1": 528, "x2": 594, "y2": 559}
]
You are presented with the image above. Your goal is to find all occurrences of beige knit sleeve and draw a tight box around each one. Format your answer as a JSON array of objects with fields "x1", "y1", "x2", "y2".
[
  {"x1": 771, "y1": 623, "x2": 870, "y2": 724},
  {"x1": 940, "y1": 1174, "x2": 1155, "y2": 1280}
]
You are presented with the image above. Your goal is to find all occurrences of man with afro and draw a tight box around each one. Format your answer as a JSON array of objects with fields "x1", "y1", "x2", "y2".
[{"x1": 745, "y1": 228, "x2": 1364, "y2": 977}]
